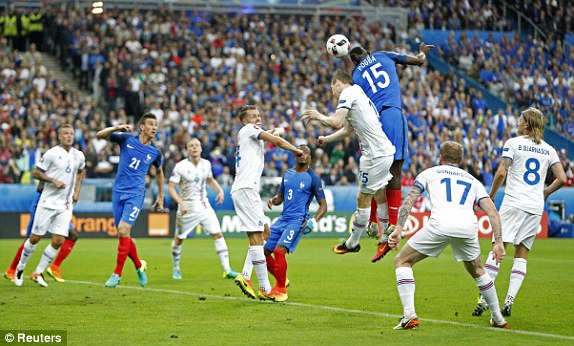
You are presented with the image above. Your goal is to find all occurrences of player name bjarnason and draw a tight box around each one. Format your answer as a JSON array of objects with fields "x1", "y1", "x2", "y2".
[
  {"x1": 436, "y1": 168, "x2": 473, "y2": 179},
  {"x1": 356, "y1": 55, "x2": 378, "y2": 72},
  {"x1": 517, "y1": 145, "x2": 550, "y2": 155}
]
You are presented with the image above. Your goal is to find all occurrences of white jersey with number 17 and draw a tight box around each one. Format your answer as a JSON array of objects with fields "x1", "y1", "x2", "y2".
[
  {"x1": 501, "y1": 135, "x2": 559, "y2": 215},
  {"x1": 414, "y1": 164, "x2": 489, "y2": 238},
  {"x1": 231, "y1": 123, "x2": 265, "y2": 193}
]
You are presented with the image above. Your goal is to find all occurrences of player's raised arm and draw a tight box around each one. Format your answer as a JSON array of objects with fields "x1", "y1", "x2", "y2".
[
  {"x1": 302, "y1": 108, "x2": 347, "y2": 129},
  {"x1": 259, "y1": 131, "x2": 303, "y2": 156},
  {"x1": 96, "y1": 124, "x2": 133, "y2": 140},
  {"x1": 405, "y1": 42, "x2": 435, "y2": 66}
]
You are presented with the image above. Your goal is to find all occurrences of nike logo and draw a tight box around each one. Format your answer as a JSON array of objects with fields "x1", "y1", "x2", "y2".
[{"x1": 127, "y1": 144, "x2": 134, "y2": 149}]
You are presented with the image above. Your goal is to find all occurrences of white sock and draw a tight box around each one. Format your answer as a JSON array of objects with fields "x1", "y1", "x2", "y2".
[
  {"x1": 214, "y1": 237, "x2": 231, "y2": 273},
  {"x1": 346, "y1": 208, "x2": 370, "y2": 248},
  {"x1": 171, "y1": 240, "x2": 182, "y2": 269},
  {"x1": 506, "y1": 258, "x2": 527, "y2": 304},
  {"x1": 378, "y1": 203, "x2": 389, "y2": 242},
  {"x1": 241, "y1": 247, "x2": 253, "y2": 280},
  {"x1": 249, "y1": 245, "x2": 271, "y2": 293},
  {"x1": 475, "y1": 273, "x2": 504, "y2": 323},
  {"x1": 34, "y1": 244, "x2": 58, "y2": 274},
  {"x1": 16, "y1": 239, "x2": 37, "y2": 271},
  {"x1": 484, "y1": 251, "x2": 500, "y2": 281},
  {"x1": 396, "y1": 266, "x2": 416, "y2": 318}
]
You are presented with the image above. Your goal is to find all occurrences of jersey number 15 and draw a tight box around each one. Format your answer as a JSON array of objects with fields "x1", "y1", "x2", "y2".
[{"x1": 362, "y1": 63, "x2": 390, "y2": 93}]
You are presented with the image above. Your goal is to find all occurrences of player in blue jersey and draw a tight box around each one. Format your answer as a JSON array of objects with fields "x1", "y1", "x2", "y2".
[
  {"x1": 96, "y1": 113, "x2": 165, "y2": 288},
  {"x1": 264, "y1": 145, "x2": 327, "y2": 301},
  {"x1": 349, "y1": 42, "x2": 434, "y2": 263},
  {"x1": 5, "y1": 183, "x2": 79, "y2": 283}
]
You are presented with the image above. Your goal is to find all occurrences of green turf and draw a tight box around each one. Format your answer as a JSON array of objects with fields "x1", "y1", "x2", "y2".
[{"x1": 1, "y1": 238, "x2": 573, "y2": 345}]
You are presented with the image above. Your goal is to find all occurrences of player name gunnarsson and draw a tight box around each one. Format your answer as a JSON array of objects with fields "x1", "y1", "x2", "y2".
[
  {"x1": 517, "y1": 145, "x2": 550, "y2": 155},
  {"x1": 436, "y1": 169, "x2": 473, "y2": 179}
]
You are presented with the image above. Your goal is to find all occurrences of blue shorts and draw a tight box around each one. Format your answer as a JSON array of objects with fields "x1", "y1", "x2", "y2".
[
  {"x1": 264, "y1": 217, "x2": 305, "y2": 254},
  {"x1": 26, "y1": 193, "x2": 74, "y2": 237},
  {"x1": 112, "y1": 191, "x2": 145, "y2": 228},
  {"x1": 379, "y1": 107, "x2": 408, "y2": 161}
]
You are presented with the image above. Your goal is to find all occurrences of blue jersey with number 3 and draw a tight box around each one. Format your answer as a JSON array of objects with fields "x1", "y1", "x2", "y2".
[
  {"x1": 111, "y1": 133, "x2": 164, "y2": 195},
  {"x1": 352, "y1": 51, "x2": 407, "y2": 110},
  {"x1": 279, "y1": 168, "x2": 325, "y2": 221}
]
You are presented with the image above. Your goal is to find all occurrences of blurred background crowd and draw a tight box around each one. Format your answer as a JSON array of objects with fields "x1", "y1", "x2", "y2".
[{"x1": 0, "y1": 1, "x2": 573, "y2": 189}]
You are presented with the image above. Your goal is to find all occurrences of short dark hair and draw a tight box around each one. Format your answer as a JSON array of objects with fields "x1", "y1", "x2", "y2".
[
  {"x1": 349, "y1": 46, "x2": 369, "y2": 66},
  {"x1": 237, "y1": 104, "x2": 257, "y2": 122},
  {"x1": 139, "y1": 112, "x2": 157, "y2": 126},
  {"x1": 332, "y1": 69, "x2": 353, "y2": 85}
]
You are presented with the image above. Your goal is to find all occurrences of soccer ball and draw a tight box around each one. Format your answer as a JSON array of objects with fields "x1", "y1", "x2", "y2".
[{"x1": 326, "y1": 34, "x2": 350, "y2": 58}]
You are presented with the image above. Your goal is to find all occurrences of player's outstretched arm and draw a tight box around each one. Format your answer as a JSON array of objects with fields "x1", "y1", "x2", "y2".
[
  {"x1": 318, "y1": 125, "x2": 351, "y2": 147},
  {"x1": 206, "y1": 177, "x2": 225, "y2": 205},
  {"x1": 405, "y1": 42, "x2": 435, "y2": 66},
  {"x1": 389, "y1": 186, "x2": 422, "y2": 249},
  {"x1": 259, "y1": 131, "x2": 303, "y2": 157},
  {"x1": 96, "y1": 124, "x2": 133, "y2": 140},
  {"x1": 302, "y1": 108, "x2": 347, "y2": 129},
  {"x1": 489, "y1": 157, "x2": 511, "y2": 200},
  {"x1": 479, "y1": 197, "x2": 505, "y2": 264},
  {"x1": 544, "y1": 162, "x2": 567, "y2": 200}
]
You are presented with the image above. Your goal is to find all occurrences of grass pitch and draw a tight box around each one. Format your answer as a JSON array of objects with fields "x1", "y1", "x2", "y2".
[{"x1": 1, "y1": 237, "x2": 573, "y2": 345}]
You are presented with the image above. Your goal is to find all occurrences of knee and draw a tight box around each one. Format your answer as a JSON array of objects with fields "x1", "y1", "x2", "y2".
[
  {"x1": 52, "y1": 236, "x2": 65, "y2": 249},
  {"x1": 212, "y1": 233, "x2": 223, "y2": 240},
  {"x1": 394, "y1": 254, "x2": 408, "y2": 268}
]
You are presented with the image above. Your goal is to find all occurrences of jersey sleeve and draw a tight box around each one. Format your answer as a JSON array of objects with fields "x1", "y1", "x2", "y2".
[
  {"x1": 279, "y1": 175, "x2": 285, "y2": 195},
  {"x1": 501, "y1": 139, "x2": 514, "y2": 160},
  {"x1": 110, "y1": 132, "x2": 130, "y2": 144},
  {"x1": 337, "y1": 86, "x2": 356, "y2": 111},
  {"x1": 413, "y1": 169, "x2": 428, "y2": 193},
  {"x1": 36, "y1": 148, "x2": 54, "y2": 172},
  {"x1": 548, "y1": 147, "x2": 560, "y2": 166},
  {"x1": 311, "y1": 172, "x2": 326, "y2": 201},
  {"x1": 77, "y1": 151, "x2": 86, "y2": 170},
  {"x1": 205, "y1": 160, "x2": 214, "y2": 179},
  {"x1": 244, "y1": 123, "x2": 264, "y2": 140},
  {"x1": 169, "y1": 163, "x2": 182, "y2": 184},
  {"x1": 382, "y1": 51, "x2": 407, "y2": 65},
  {"x1": 152, "y1": 150, "x2": 164, "y2": 168},
  {"x1": 473, "y1": 180, "x2": 490, "y2": 204}
]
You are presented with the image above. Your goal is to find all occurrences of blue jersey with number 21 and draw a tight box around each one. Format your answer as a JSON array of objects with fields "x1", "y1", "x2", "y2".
[
  {"x1": 352, "y1": 51, "x2": 407, "y2": 111},
  {"x1": 111, "y1": 133, "x2": 163, "y2": 195}
]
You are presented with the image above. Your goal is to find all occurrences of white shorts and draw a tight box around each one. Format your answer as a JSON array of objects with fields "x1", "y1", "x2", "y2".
[
  {"x1": 31, "y1": 206, "x2": 73, "y2": 237},
  {"x1": 408, "y1": 227, "x2": 481, "y2": 262},
  {"x1": 498, "y1": 205, "x2": 541, "y2": 250},
  {"x1": 175, "y1": 208, "x2": 221, "y2": 239},
  {"x1": 231, "y1": 188, "x2": 265, "y2": 232},
  {"x1": 359, "y1": 155, "x2": 393, "y2": 194}
]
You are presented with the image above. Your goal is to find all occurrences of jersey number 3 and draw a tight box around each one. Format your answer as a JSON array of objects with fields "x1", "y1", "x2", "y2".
[{"x1": 362, "y1": 63, "x2": 390, "y2": 93}]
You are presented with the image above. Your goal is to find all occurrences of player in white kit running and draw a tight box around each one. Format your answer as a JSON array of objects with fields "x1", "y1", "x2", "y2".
[
  {"x1": 231, "y1": 104, "x2": 303, "y2": 301},
  {"x1": 388, "y1": 141, "x2": 509, "y2": 330},
  {"x1": 14, "y1": 124, "x2": 86, "y2": 287},
  {"x1": 302, "y1": 69, "x2": 395, "y2": 257},
  {"x1": 472, "y1": 107, "x2": 566, "y2": 317},
  {"x1": 168, "y1": 138, "x2": 239, "y2": 281}
]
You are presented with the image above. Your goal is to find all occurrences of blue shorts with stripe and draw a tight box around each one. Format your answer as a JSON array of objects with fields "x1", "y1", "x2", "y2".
[
  {"x1": 112, "y1": 191, "x2": 145, "y2": 228},
  {"x1": 379, "y1": 107, "x2": 408, "y2": 161},
  {"x1": 264, "y1": 217, "x2": 305, "y2": 254}
]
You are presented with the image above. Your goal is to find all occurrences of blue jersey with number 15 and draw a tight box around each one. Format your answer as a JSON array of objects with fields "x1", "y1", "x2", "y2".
[
  {"x1": 352, "y1": 51, "x2": 407, "y2": 110},
  {"x1": 111, "y1": 133, "x2": 163, "y2": 195}
]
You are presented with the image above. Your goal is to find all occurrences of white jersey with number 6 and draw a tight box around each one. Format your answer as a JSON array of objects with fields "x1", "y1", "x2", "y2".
[
  {"x1": 501, "y1": 136, "x2": 559, "y2": 215},
  {"x1": 231, "y1": 123, "x2": 265, "y2": 193},
  {"x1": 337, "y1": 85, "x2": 395, "y2": 159},
  {"x1": 414, "y1": 164, "x2": 489, "y2": 238}
]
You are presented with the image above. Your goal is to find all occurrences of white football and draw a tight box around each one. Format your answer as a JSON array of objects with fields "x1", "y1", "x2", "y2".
[{"x1": 326, "y1": 34, "x2": 351, "y2": 58}]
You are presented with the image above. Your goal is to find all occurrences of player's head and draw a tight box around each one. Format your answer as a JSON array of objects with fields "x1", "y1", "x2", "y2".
[
  {"x1": 439, "y1": 141, "x2": 463, "y2": 166},
  {"x1": 186, "y1": 138, "x2": 202, "y2": 159},
  {"x1": 139, "y1": 113, "x2": 158, "y2": 138},
  {"x1": 58, "y1": 124, "x2": 74, "y2": 149},
  {"x1": 519, "y1": 107, "x2": 544, "y2": 144},
  {"x1": 331, "y1": 70, "x2": 353, "y2": 99},
  {"x1": 349, "y1": 46, "x2": 370, "y2": 66},
  {"x1": 296, "y1": 144, "x2": 312, "y2": 168},
  {"x1": 237, "y1": 104, "x2": 261, "y2": 126}
]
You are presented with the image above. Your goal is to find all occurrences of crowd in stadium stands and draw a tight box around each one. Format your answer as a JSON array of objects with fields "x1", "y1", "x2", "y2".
[{"x1": 0, "y1": 6, "x2": 573, "y2": 189}]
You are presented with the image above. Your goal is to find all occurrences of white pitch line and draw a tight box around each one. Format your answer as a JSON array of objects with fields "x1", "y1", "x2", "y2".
[{"x1": 68, "y1": 280, "x2": 574, "y2": 341}]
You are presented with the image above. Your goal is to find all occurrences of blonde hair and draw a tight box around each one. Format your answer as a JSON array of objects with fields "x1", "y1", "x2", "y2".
[
  {"x1": 521, "y1": 107, "x2": 544, "y2": 144},
  {"x1": 440, "y1": 141, "x2": 464, "y2": 165}
]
